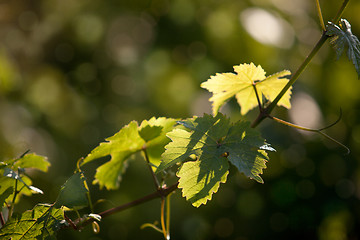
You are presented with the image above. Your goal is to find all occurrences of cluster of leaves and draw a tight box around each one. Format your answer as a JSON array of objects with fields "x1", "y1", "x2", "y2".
[
  {"x1": 0, "y1": 12, "x2": 359, "y2": 240},
  {"x1": 0, "y1": 154, "x2": 91, "y2": 239}
]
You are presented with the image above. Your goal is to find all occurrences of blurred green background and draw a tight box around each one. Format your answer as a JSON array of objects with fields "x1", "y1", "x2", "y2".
[{"x1": 1, "y1": 0, "x2": 360, "y2": 239}]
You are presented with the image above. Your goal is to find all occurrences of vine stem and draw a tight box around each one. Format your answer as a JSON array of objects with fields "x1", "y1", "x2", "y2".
[
  {"x1": 333, "y1": 0, "x2": 350, "y2": 23},
  {"x1": 251, "y1": 0, "x2": 351, "y2": 128},
  {"x1": 142, "y1": 147, "x2": 161, "y2": 190},
  {"x1": 269, "y1": 115, "x2": 350, "y2": 154},
  {"x1": 72, "y1": 183, "x2": 178, "y2": 229},
  {"x1": 316, "y1": 0, "x2": 326, "y2": 31},
  {"x1": 160, "y1": 197, "x2": 167, "y2": 239}
]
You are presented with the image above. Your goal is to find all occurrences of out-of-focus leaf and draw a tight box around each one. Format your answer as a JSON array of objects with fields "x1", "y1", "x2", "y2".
[
  {"x1": 0, "y1": 204, "x2": 64, "y2": 240},
  {"x1": 0, "y1": 186, "x2": 13, "y2": 207},
  {"x1": 201, "y1": 63, "x2": 291, "y2": 115},
  {"x1": 3, "y1": 168, "x2": 43, "y2": 194},
  {"x1": 13, "y1": 153, "x2": 50, "y2": 172},
  {"x1": 157, "y1": 114, "x2": 273, "y2": 207},
  {"x1": 326, "y1": 19, "x2": 360, "y2": 78},
  {"x1": 54, "y1": 172, "x2": 88, "y2": 209}
]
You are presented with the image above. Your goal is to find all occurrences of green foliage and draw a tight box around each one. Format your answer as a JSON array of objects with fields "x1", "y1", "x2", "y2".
[
  {"x1": 0, "y1": 204, "x2": 64, "y2": 240},
  {"x1": 326, "y1": 19, "x2": 360, "y2": 78},
  {"x1": 54, "y1": 172, "x2": 89, "y2": 209},
  {"x1": 201, "y1": 63, "x2": 292, "y2": 115},
  {"x1": 0, "y1": 153, "x2": 49, "y2": 205},
  {"x1": 81, "y1": 117, "x2": 176, "y2": 190},
  {"x1": 157, "y1": 114, "x2": 273, "y2": 207}
]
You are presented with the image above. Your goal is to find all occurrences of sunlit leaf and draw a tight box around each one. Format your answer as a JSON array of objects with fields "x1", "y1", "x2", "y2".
[
  {"x1": 0, "y1": 204, "x2": 64, "y2": 240},
  {"x1": 13, "y1": 153, "x2": 50, "y2": 172},
  {"x1": 139, "y1": 117, "x2": 177, "y2": 168},
  {"x1": 326, "y1": 19, "x2": 360, "y2": 78},
  {"x1": 157, "y1": 114, "x2": 273, "y2": 207},
  {"x1": 81, "y1": 118, "x2": 176, "y2": 190},
  {"x1": 201, "y1": 63, "x2": 291, "y2": 115},
  {"x1": 54, "y1": 172, "x2": 88, "y2": 209}
]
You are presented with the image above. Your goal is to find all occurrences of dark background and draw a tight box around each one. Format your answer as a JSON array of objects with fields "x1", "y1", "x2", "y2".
[{"x1": 1, "y1": 0, "x2": 360, "y2": 239}]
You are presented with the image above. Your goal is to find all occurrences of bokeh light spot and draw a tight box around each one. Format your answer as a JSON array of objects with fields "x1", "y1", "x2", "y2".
[{"x1": 240, "y1": 8, "x2": 294, "y2": 48}]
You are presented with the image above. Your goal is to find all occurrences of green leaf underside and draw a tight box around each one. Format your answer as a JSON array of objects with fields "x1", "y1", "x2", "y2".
[
  {"x1": 55, "y1": 172, "x2": 89, "y2": 209},
  {"x1": 0, "y1": 204, "x2": 64, "y2": 240},
  {"x1": 81, "y1": 118, "x2": 176, "y2": 190},
  {"x1": 201, "y1": 63, "x2": 292, "y2": 115},
  {"x1": 326, "y1": 19, "x2": 360, "y2": 78},
  {"x1": 158, "y1": 114, "x2": 273, "y2": 207}
]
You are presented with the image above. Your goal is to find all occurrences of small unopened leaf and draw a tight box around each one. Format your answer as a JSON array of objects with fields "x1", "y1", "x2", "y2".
[
  {"x1": 201, "y1": 63, "x2": 291, "y2": 115},
  {"x1": 326, "y1": 19, "x2": 360, "y2": 78},
  {"x1": 55, "y1": 172, "x2": 88, "y2": 209},
  {"x1": 0, "y1": 204, "x2": 64, "y2": 240}
]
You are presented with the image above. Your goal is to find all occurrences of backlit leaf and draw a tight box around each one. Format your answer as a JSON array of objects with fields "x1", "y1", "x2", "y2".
[
  {"x1": 81, "y1": 118, "x2": 176, "y2": 190},
  {"x1": 201, "y1": 63, "x2": 291, "y2": 115},
  {"x1": 157, "y1": 114, "x2": 273, "y2": 207},
  {"x1": 0, "y1": 204, "x2": 64, "y2": 240},
  {"x1": 326, "y1": 19, "x2": 360, "y2": 78}
]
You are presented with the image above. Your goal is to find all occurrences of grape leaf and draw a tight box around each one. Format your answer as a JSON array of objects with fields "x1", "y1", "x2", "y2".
[
  {"x1": 139, "y1": 117, "x2": 177, "y2": 168},
  {"x1": 0, "y1": 204, "x2": 64, "y2": 240},
  {"x1": 54, "y1": 172, "x2": 89, "y2": 209},
  {"x1": 3, "y1": 168, "x2": 43, "y2": 194},
  {"x1": 201, "y1": 63, "x2": 292, "y2": 115},
  {"x1": 0, "y1": 186, "x2": 13, "y2": 207},
  {"x1": 81, "y1": 118, "x2": 176, "y2": 190},
  {"x1": 0, "y1": 153, "x2": 49, "y2": 204},
  {"x1": 13, "y1": 153, "x2": 50, "y2": 172},
  {"x1": 157, "y1": 114, "x2": 274, "y2": 207},
  {"x1": 326, "y1": 19, "x2": 360, "y2": 78}
]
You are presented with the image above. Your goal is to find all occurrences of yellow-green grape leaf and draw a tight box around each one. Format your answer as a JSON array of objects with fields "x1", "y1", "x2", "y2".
[
  {"x1": 201, "y1": 62, "x2": 292, "y2": 115},
  {"x1": 157, "y1": 114, "x2": 274, "y2": 207},
  {"x1": 81, "y1": 118, "x2": 176, "y2": 190},
  {"x1": 177, "y1": 158, "x2": 229, "y2": 208},
  {"x1": 81, "y1": 121, "x2": 144, "y2": 189},
  {"x1": 13, "y1": 153, "x2": 50, "y2": 172},
  {"x1": 0, "y1": 204, "x2": 64, "y2": 240},
  {"x1": 139, "y1": 117, "x2": 177, "y2": 169},
  {"x1": 55, "y1": 172, "x2": 89, "y2": 209}
]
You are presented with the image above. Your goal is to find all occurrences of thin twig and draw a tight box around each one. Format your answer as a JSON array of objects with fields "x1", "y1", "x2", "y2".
[
  {"x1": 333, "y1": 0, "x2": 350, "y2": 23},
  {"x1": 142, "y1": 147, "x2": 161, "y2": 190},
  {"x1": 269, "y1": 115, "x2": 350, "y2": 154},
  {"x1": 252, "y1": 83, "x2": 263, "y2": 112},
  {"x1": 160, "y1": 198, "x2": 167, "y2": 239},
  {"x1": 0, "y1": 212, "x2": 5, "y2": 226},
  {"x1": 71, "y1": 183, "x2": 178, "y2": 229},
  {"x1": 316, "y1": 0, "x2": 326, "y2": 31},
  {"x1": 165, "y1": 194, "x2": 171, "y2": 240}
]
